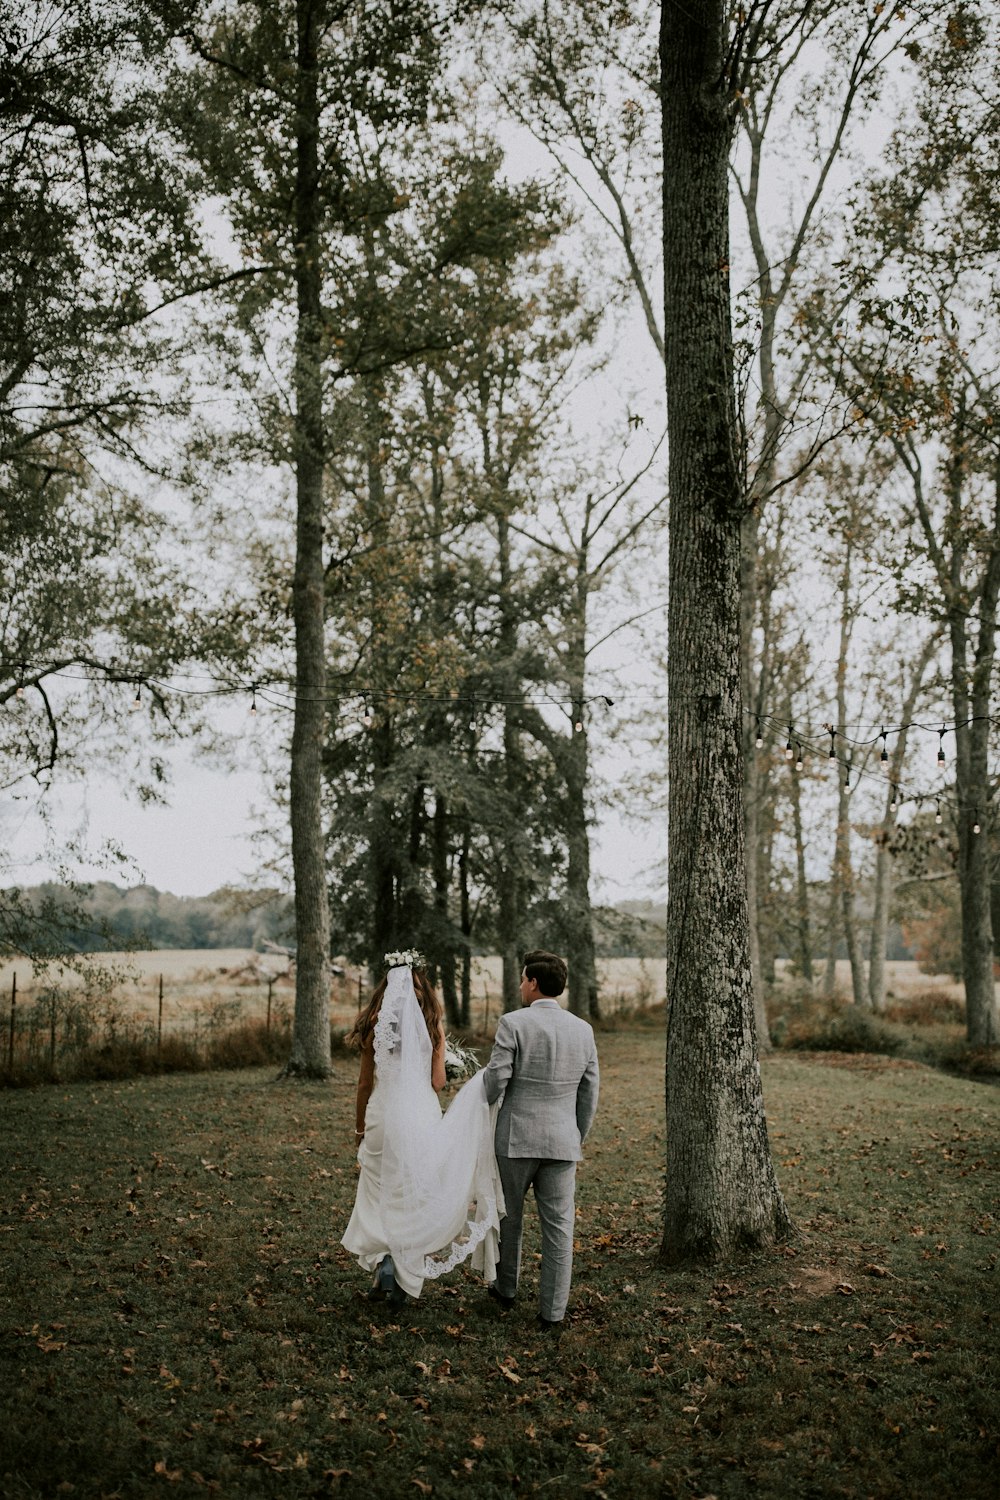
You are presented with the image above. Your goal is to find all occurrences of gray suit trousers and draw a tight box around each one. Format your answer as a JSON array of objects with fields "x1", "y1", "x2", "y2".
[{"x1": 495, "y1": 1154, "x2": 576, "y2": 1322}]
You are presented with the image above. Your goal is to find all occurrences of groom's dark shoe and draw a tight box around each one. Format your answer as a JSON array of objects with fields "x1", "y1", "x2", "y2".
[
  {"x1": 536, "y1": 1315, "x2": 563, "y2": 1337},
  {"x1": 488, "y1": 1283, "x2": 515, "y2": 1311}
]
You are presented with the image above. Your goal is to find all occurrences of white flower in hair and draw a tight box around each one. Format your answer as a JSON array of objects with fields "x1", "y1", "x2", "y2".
[{"x1": 384, "y1": 949, "x2": 425, "y2": 970}]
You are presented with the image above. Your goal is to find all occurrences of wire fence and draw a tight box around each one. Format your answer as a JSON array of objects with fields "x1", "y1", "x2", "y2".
[{"x1": 1, "y1": 957, "x2": 664, "y2": 1087}]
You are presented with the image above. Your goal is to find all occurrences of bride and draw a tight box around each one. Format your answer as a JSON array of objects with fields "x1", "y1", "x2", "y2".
[{"x1": 341, "y1": 950, "x2": 503, "y2": 1303}]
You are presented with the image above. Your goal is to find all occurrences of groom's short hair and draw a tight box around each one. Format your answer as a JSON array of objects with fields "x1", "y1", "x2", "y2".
[{"x1": 522, "y1": 950, "x2": 568, "y2": 997}]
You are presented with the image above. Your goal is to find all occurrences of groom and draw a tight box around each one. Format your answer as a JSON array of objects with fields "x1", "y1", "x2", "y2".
[{"x1": 482, "y1": 949, "x2": 600, "y2": 1331}]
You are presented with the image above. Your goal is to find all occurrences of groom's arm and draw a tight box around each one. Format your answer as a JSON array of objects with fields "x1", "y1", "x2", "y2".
[
  {"x1": 576, "y1": 1042, "x2": 600, "y2": 1144},
  {"x1": 482, "y1": 1014, "x2": 516, "y2": 1106}
]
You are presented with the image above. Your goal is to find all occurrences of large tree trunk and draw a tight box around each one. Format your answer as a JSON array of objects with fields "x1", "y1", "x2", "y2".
[
  {"x1": 432, "y1": 792, "x2": 460, "y2": 1026},
  {"x1": 740, "y1": 510, "x2": 772, "y2": 1048},
  {"x1": 497, "y1": 515, "x2": 523, "y2": 1014},
  {"x1": 285, "y1": 0, "x2": 331, "y2": 1077},
  {"x1": 459, "y1": 818, "x2": 472, "y2": 1028},
  {"x1": 869, "y1": 640, "x2": 936, "y2": 1012},
  {"x1": 659, "y1": 0, "x2": 791, "y2": 1261},
  {"x1": 564, "y1": 708, "x2": 599, "y2": 1020},
  {"x1": 831, "y1": 541, "x2": 868, "y2": 1009},
  {"x1": 822, "y1": 872, "x2": 840, "y2": 999},
  {"x1": 563, "y1": 574, "x2": 599, "y2": 1021},
  {"x1": 369, "y1": 716, "x2": 397, "y2": 970},
  {"x1": 788, "y1": 754, "x2": 813, "y2": 983},
  {"x1": 951, "y1": 454, "x2": 1000, "y2": 1046}
]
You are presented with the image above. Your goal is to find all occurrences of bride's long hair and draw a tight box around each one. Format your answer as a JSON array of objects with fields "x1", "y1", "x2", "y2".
[{"x1": 347, "y1": 967, "x2": 442, "y2": 1048}]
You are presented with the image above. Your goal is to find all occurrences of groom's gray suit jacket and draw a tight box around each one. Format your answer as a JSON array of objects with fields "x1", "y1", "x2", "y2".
[{"x1": 483, "y1": 999, "x2": 599, "y2": 1160}]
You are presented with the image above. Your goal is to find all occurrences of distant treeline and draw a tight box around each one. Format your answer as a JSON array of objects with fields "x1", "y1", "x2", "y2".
[
  {"x1": 0, "y1": 883, "x2": 670, "y2": 958},
  {"x1": 0, "y1": 882, "x2": 296, "y2": 953}
]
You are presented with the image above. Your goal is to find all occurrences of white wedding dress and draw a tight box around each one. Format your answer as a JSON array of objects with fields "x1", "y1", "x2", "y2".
[{"x1": 341, "y1": 967, "x2": 503, "y2": 1299}]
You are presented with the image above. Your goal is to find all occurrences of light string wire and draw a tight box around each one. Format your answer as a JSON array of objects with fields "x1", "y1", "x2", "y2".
[{"x1": 5, "y1": 661, "x2": 998, "y2": 821}]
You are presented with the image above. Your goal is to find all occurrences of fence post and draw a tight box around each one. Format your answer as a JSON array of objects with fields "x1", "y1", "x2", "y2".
[
  {"x1": 7, "y1": 973, "x2": 15, "y2": 1072},
  {"x1": 158, "y1": 974, "x2": 164, "y2": 1054},
  {"x1": 267, "y1": 976, "x2": 273, "y2": 1034}
]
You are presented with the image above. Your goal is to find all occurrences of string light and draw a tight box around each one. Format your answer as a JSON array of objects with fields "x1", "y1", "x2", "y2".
[
  {"x1": 972, "y1": 814, "x2": 981, "y2": 835},
  {"x1": 11, "y1": 660, "x2": 1000, "y2": 820}
]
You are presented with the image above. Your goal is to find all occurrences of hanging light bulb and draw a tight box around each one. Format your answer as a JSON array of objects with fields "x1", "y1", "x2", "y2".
[
  {"x1": 784, "y1": 727, "x2": 794, "y2": 761},
  {"x1": 937, "y1": 728, "x2": 945, "y2": 767},
  {"x1": 754, "y1": 716, "x2": 763, "y2": 750},
  {"x1": 249, "y1": 688, "x2": 258, "y2": 717},
  {"x1": 361, "y1": 698, "x2": 373, "y2": 728},
  {"x1": 844, "y1": 756, "x2": 852, "y2": 789},
  {"x1": 130, "y1": 687, "x2": 141, "y2": 712},
  {"x1": 794, "y1": 744, "x2": 804, "y2": 772},
  {"x1": 935, "y1": 799, "x2": 943, "y2": 825},
  {"x1": 973, "y1": 814, "x2": 981, "y2": 835},
  {"x1": 574, "y1": 717, "x2": 584, "y2": 733},
  {"x1": 880, "y1": 727, "x2": 888, "y2": 771},
  {"x1": 889, "y1": 785, "x2": 898, "y2": 813},
  {"x1": 15, "y1": 683, "x2": 24, "y2": 700},
  {"x1": 828, "y1": 727, "x2": 836, "y2": 760}
]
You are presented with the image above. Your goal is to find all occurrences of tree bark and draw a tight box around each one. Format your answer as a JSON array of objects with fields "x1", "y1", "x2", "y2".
[
  {"x1": 459, "y1": 818, "x2": 472, "y2": 1028},
  {"x1": 868, "y1": 639, "x2": 936, "y2": 1012},
  {"x1": 285, "y1": 0, "x2": 331, "y2": 1077},
  {"x1": 497, "y1": 514, "x2": 523, "y2": 1014},
  {"x1": 831, "y1": 540, "x2": 868, "y2": 1009},
  {"x1": 950, "y1": 446, "x2": 1000, "y2": 1046},
  {"x1": 659, "y1": 0, "x2": 791, "y2": 1261},
  {"x1": 740, "y1": 509, "x2": 772, "y2": 1047},
  {"x1": 788, "y1": 752, "x2": 813, "y2": 983},
  {"x1": 564, "y1": 703, "x2": 599, "y2": 1020},
  {"x1": 432, "y1": 791, "x2": 460, "y2": 1026}
]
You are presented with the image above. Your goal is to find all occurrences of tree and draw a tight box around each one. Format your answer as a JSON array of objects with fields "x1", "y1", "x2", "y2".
[
  {"x1": 809, "y1": 1, "x2": 1000, "y2": 1044},
  {"x1": 163, "y1": 0, "x2": 473, "y2": 1077},
  {"x1": 0, "y1": 1, "x2": 246, "y2": 933},
  {"x1": 658, "y1": 1, "x2": 791, "y2": 1260}
]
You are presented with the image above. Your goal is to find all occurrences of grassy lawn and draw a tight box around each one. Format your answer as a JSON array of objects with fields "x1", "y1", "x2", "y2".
[{"x1": 1, "y1": 1029, "x2": 997, "y2": 1499}]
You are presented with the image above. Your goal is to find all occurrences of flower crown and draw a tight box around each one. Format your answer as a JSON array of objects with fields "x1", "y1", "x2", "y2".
[{"x1": 384, "y1": 949, "x2": 425, "y2": 970}]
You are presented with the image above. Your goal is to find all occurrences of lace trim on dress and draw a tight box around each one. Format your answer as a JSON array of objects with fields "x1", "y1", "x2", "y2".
[{"x1": 421, "y1": 1190, "x2": 500, "y2": 1279}]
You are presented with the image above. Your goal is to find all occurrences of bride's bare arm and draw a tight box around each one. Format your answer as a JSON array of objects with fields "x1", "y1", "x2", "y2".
[
  {"x1": 355, "y1": 1032, "x2": 375, "y2": 1138},
  {"x1": 431, "y1": 1024, "x2": 446, "y2": 1093}
]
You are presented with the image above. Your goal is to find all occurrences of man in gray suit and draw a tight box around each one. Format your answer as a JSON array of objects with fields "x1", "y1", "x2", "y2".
[{"x1": 482, "y1": 949, "x2": 600, "y2": 1331}]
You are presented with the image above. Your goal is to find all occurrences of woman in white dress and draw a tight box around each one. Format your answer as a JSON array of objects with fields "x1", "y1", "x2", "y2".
[{"x1": 341, "y1": 952, "x2": 502, "y2": 1303}]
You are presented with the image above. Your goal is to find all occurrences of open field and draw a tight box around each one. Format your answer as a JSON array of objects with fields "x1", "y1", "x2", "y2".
[
  {"x1": 0, "y1": 951, "x2": 668, "y2": 1044},
  {"x1": 1, "y1": 1027, "x2": 998, "y2": 1498}
]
